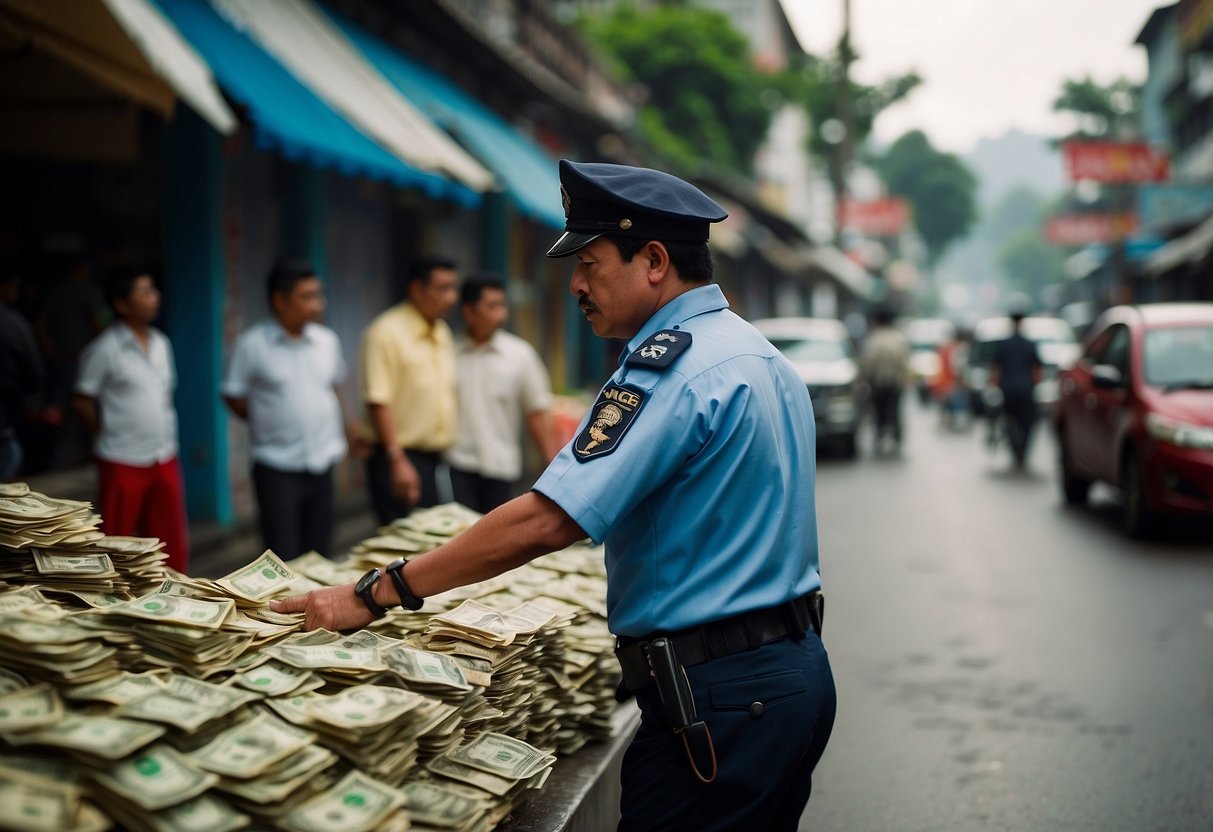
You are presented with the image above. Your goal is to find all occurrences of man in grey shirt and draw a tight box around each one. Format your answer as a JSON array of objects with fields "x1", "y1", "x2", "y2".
[{"x1": 223, "y1": 259, "x2": 355, "y2": 559}]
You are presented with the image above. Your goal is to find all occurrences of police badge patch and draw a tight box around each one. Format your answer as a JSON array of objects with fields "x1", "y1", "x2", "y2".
[
  {"x1": 574, "y1": 384, "x2": 647, "y2": 462},
  {"x1": 625, "y1": 330, "x2": 692, "y2": 370}
]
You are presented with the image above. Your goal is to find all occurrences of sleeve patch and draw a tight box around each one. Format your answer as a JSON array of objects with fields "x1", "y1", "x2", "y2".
[
  {"x1": 574, "y1": 384, "x2": 647, "y2": 462},
  {"x1": 625, "y1": 329, "x2": 692, "y2": 370}
]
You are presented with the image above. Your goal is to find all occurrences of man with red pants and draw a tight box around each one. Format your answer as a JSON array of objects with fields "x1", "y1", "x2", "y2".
[{"x1": 73, "y1": 270, "x2": 189, "y2": 572}]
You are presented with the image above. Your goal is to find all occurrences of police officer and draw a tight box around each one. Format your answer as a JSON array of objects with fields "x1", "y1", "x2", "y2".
[{"x1": 273, "y1": 160, "x2": 836, "y2": 831}]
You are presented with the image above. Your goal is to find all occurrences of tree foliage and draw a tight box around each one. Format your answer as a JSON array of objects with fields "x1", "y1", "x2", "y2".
[
  {"x1": 1052, "y1": 75, "x2": 1141, "y2": 140},
  {"x1": 871, "y1": 131, "x2": 978, "y2": 264},
  {"x1": 579, "y1": 4, "x2": 783, "y2": 174},
  {"x1": 787, "y1": 54, "x2": 920, "y2": 161}
]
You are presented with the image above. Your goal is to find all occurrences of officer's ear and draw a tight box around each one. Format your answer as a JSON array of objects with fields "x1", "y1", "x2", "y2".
[{"x1": 642, "y1": 241, "x2": 672, "y2": 286}]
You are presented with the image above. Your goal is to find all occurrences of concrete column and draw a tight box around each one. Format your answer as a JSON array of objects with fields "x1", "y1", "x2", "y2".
[{"x1": 162, "y1": 108, "x2": 231, "y2": 524}]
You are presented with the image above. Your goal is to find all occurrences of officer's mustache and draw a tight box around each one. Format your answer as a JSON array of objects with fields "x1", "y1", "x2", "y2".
[{"x1": 579, "y1": 299, "x2": 600, "y2": 315}]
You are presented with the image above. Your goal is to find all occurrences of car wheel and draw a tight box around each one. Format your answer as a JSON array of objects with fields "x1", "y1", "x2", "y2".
[
  {"x1": 1121, "y1": 451, "x2": 1157, "y2": 539},
  {"x1": 1057, "y1": 431, "x2": 1090, "y2": 506}
]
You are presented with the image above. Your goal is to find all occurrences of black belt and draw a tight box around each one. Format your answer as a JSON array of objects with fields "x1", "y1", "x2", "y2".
[{"x1": 615, "y1": 592, "x2": 823, "y2": 694}]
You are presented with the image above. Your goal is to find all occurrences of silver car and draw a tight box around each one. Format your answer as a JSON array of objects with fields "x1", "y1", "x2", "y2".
[{"x1": 753, "y1": 317, "x2": 861, "y2": 457}]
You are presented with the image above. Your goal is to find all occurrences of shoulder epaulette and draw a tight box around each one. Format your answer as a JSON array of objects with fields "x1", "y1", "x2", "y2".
[{"x1": 625, "y1": 329, "x2": 692, "y2": 370}]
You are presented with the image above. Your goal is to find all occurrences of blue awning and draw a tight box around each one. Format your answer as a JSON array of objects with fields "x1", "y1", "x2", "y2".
[
  {"x1": 325, "y1": 6, "x2": 565, "y2": 229},
  {"x1": 153, "y1": 0, "x2": 479, "y2": 207}
]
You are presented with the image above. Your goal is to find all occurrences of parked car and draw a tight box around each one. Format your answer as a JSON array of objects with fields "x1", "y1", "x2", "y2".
[
  {"x1": 1053, "y1": 303, "x2": 1213, "y2": 537},
  {"x1": 964, "y1": 316, "x2": 1081, "y2": 416},
  {"x1": 902, "y1": 317, "x2": 955, "y2": 403},
  {"x1": 753, "y1": 317, "x2": 861, "y2": 457}
]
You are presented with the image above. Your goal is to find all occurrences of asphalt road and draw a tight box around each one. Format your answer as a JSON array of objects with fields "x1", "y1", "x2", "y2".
[{"x1": 803, "y1": 401, "x2": 1213, "y2": 832}]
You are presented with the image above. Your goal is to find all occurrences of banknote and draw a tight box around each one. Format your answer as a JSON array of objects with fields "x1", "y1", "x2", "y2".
[
  {"x1": 190, "y1": 710, "x2": 316, "y2": 779},
  {"x1": 0, "y1": 683, "x2": 64, "y2": 733},
  {"x1": 31, "y1": 552, "x2": 116, "y2": 576},
  {"x1": 94, "y1": 743, "x2": 218, "y2": 811},
  {"x1": 217, "y1": 550, "x2": 298, "y2": 601},
  {"x1": 281, "y1": 770, "x2": 405, "y2": 832},
  {"x1": 109, "y1": 595, "x2": 234, "y2": 630},
  {"x1": 0, "y1": 771, "x2": 76, "y2": 832},
  {"x1": 229, "y1": 660, "x2": 315, "y2": 696},
  {"x1": 3, "y1": 715, "x2": 164, "y2": 759},
  {"x1": 301, "y1": 685, "x2": 425, "y2": 730},
  {"x1": 400, "y1": 781, "x2": 485, "y2": 828},
  {"x1": 448, "y1": 732, "x2": 554, "y2": 780},
  {"x1": 63, "y1": 671, "x2": 169, "y2": 706},
  {"x1": 383, "y1": 646, "x2": 471, "y2": 691}
]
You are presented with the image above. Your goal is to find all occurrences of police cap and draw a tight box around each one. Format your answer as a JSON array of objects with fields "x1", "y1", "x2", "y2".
[{"x1": 546, "y1": 160, "x2": 728, "y2": 258}]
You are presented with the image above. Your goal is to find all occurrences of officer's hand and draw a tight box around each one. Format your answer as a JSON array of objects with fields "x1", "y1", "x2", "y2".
[
  {"x1": 390, "y1": 457, "x2": 421, "y2": 505},
  {"x1": 270, "y1": 583, "x2": 376, "y2": 632}
]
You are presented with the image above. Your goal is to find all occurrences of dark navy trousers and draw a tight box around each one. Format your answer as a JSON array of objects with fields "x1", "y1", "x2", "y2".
[{"x1": 618, "y1": 632, "x2": 836, "y2": 831}]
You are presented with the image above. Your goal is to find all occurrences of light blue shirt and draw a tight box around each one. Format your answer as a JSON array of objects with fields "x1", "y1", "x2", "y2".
[
  {"x1": 533, "y1": 284, "x2": 820, "y2": 638},
  {"x1": 75, "y1": 323, "x2": 178, "y2": 467},
  {"x1": 222, "y1": 320, "x2": 347, "y2": 473}
]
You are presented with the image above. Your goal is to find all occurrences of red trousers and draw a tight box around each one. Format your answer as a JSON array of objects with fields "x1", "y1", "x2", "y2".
[{"x1": 97, "y1": 457, "x2": 190, "y2": 573}]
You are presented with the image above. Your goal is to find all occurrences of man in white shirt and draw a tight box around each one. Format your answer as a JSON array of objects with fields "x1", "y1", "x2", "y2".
[
  {"x1": 223, "y1": 259, "x2": 354, "y2": 559},
  {"x1": 73, "y1": 270, "x2": 189, "y2": 572},
  {"x1": 446, "y1": 275, "x2": 558, "y2": 513}
]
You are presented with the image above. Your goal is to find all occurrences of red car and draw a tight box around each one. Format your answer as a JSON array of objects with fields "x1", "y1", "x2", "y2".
[{"x1": 1054, "y1": 303, "x2": 1213, "y2": 537}]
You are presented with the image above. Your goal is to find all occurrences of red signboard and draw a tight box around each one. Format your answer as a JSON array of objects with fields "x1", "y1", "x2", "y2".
[
  {"x1": 840, "y1": 198, "x2": 910, "y2": 236},
  {"x1": 1044, "y1": 213, "x2": 1138, "y2": 246},
  {"x1": 1062, "y1": 142, "x2": 1170, "y2": 183}
]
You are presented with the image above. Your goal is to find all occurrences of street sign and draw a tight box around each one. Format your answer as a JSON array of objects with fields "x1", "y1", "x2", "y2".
[
  {"x1": 839, "y1": 198, "x2": 909, "y2": 236},
  {"x1": 1044, "y1": 213, "x2": 1138, "y2": 245},
  {"x1": 1062, "y1": 141, "x2": 1170, "y2": 183}
]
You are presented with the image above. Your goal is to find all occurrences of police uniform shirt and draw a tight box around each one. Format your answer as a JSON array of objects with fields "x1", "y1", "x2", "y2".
[
  {"x1": 75, "y1": 322, "x2": 178, "y2": 466},
  {"x1": 222, "y1": 319, "x2": 348, "y2": 474},
  {"x1": 532, "y1": 284, "x2": 821, "y2": 638}
]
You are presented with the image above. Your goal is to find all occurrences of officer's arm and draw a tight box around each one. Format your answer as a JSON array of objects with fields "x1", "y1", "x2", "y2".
[
  {"x1": 393, "y1": 491, "x2": 584, "y2": 599},
  {"x1": 270, "y1": 491, "x2": 586, "y2": 631}
]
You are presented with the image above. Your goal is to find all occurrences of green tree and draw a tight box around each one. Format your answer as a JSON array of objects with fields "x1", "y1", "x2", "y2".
[
  {"x1": 1052, "y1": 75, "x2": 1140, "y2": 140},
  {"x1": 997, "y1": 228, "x2": 1065, "y2": 306},
  {"x1": 579, "y1": 5, "x2": 782, "y2": 174},
  {"x1": 872, "y1": 130, "x2": 978, "y2": 264}
]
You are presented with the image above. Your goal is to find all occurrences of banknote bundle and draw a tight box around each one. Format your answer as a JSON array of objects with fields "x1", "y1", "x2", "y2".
[{"x1": 0, "y1": 485, "x2": 171, "y2": 600}]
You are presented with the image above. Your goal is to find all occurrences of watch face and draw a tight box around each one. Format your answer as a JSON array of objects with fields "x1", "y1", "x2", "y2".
[{"x1": 356, "y1": 569, "x2": 379, "y2": 594}]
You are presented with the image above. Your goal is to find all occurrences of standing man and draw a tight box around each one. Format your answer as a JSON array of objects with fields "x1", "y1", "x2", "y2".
[
  {"x1": 222, "y1": 258, "x2": 353, "y2": 559},
  {"x1": 359, "y1": 257, "x2": 459, "y2": 524},
  {"x1": 0, "y1": 271, "x2": 44, "y2": 480},
  {"x1": 447, "y1": 275, "x2": 559, "y2": 514},
  {"x1": 73, "y1": 270, "x2": 189, "y2": 572},
  {"x1": 989, "y1": 306, "x2": 1042, "y2": 469},
  {"x1": 858, "y1": 305, "x2": 911, "y2": 453},
  {"x1": 274, "y1": 160, "x2": 835, "y2": 831}
]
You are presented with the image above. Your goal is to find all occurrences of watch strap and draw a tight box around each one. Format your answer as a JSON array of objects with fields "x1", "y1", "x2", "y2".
[
  {"x1": 386, "y1": 558, "x2": 424, "y2": 611},
  {"x1": 356, "y1": 568, "x2": 390, "y2": 619}
]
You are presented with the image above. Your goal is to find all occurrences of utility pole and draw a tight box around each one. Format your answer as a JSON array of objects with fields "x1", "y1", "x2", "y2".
[{"x1": 833, "y1": 0, "x2": 855, "y2": 247}]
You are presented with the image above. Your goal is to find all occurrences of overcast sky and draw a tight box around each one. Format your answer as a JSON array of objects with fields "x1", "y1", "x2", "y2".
[{"x1": 780, "y1": 0, "x2": 1163, "y2": 153}]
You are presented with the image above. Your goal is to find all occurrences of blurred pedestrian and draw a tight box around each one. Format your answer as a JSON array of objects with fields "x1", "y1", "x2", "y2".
[
  {"x1": 272, "y1": 160, "x2": 834, "y2": 832},
  {"x1": 223, "y1": 258, "x2": 356, "y2": 559},
  {"x1": 359, "y1": 257, "x2": 459, "y2": 524},
  {"x1": 73, "y1": 270, "x2": 189, "y2": 571},
  {"x1": 0, "y1": 271, "x2": 45, "y2": 480},
  {"x1": 934, "y1": 326, "x2": 971, "y2": 430},
  {"x1": 989, "y1": 308, "x2": 1042, "y2": 469},
  {"x1": 858, "y1": 306, "x2": 911, "y2": 453},
  {"x1": 447, "y1": 275, "x2": 558, "y2": 514}
]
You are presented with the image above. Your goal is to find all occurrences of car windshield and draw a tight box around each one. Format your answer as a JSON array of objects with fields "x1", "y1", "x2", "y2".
[
  {"x1": 1144, "y1": 325, "x2": 1213, "y2": 389},
  {"x1": 767, "y1": 336, "x2": 851, "y2": 362}
]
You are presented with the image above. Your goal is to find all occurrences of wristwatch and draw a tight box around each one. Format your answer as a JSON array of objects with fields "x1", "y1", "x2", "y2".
[
  {"x1": 386, "y1": 558, "x2": 424, "y2": 611},
  {"x1": 354, "y1": 568, "x2": 390, "y2": 619}
]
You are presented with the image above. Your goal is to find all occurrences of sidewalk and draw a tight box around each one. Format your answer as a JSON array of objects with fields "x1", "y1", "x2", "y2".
[{"x1": 21, "y1": 465, "x2": 380, "y2": 579}]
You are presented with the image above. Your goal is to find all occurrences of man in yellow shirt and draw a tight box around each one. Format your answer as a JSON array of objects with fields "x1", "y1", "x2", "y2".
[{"x1": 359, "y1": 257, "x2": 458, "y2": 523}]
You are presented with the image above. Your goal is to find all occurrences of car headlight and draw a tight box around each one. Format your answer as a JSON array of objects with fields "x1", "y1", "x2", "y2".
[{"x1": 1146, "y1": 413, "x2": 1213, "y2": 450}]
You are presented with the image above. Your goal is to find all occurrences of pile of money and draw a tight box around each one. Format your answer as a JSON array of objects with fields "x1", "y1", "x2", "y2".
[
  {"x1": 0, "y1": 483, "x2": 170, "y2": 602},
  {"x1": 0, "y1": 491, "x2": 623, "y2": 831}
]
